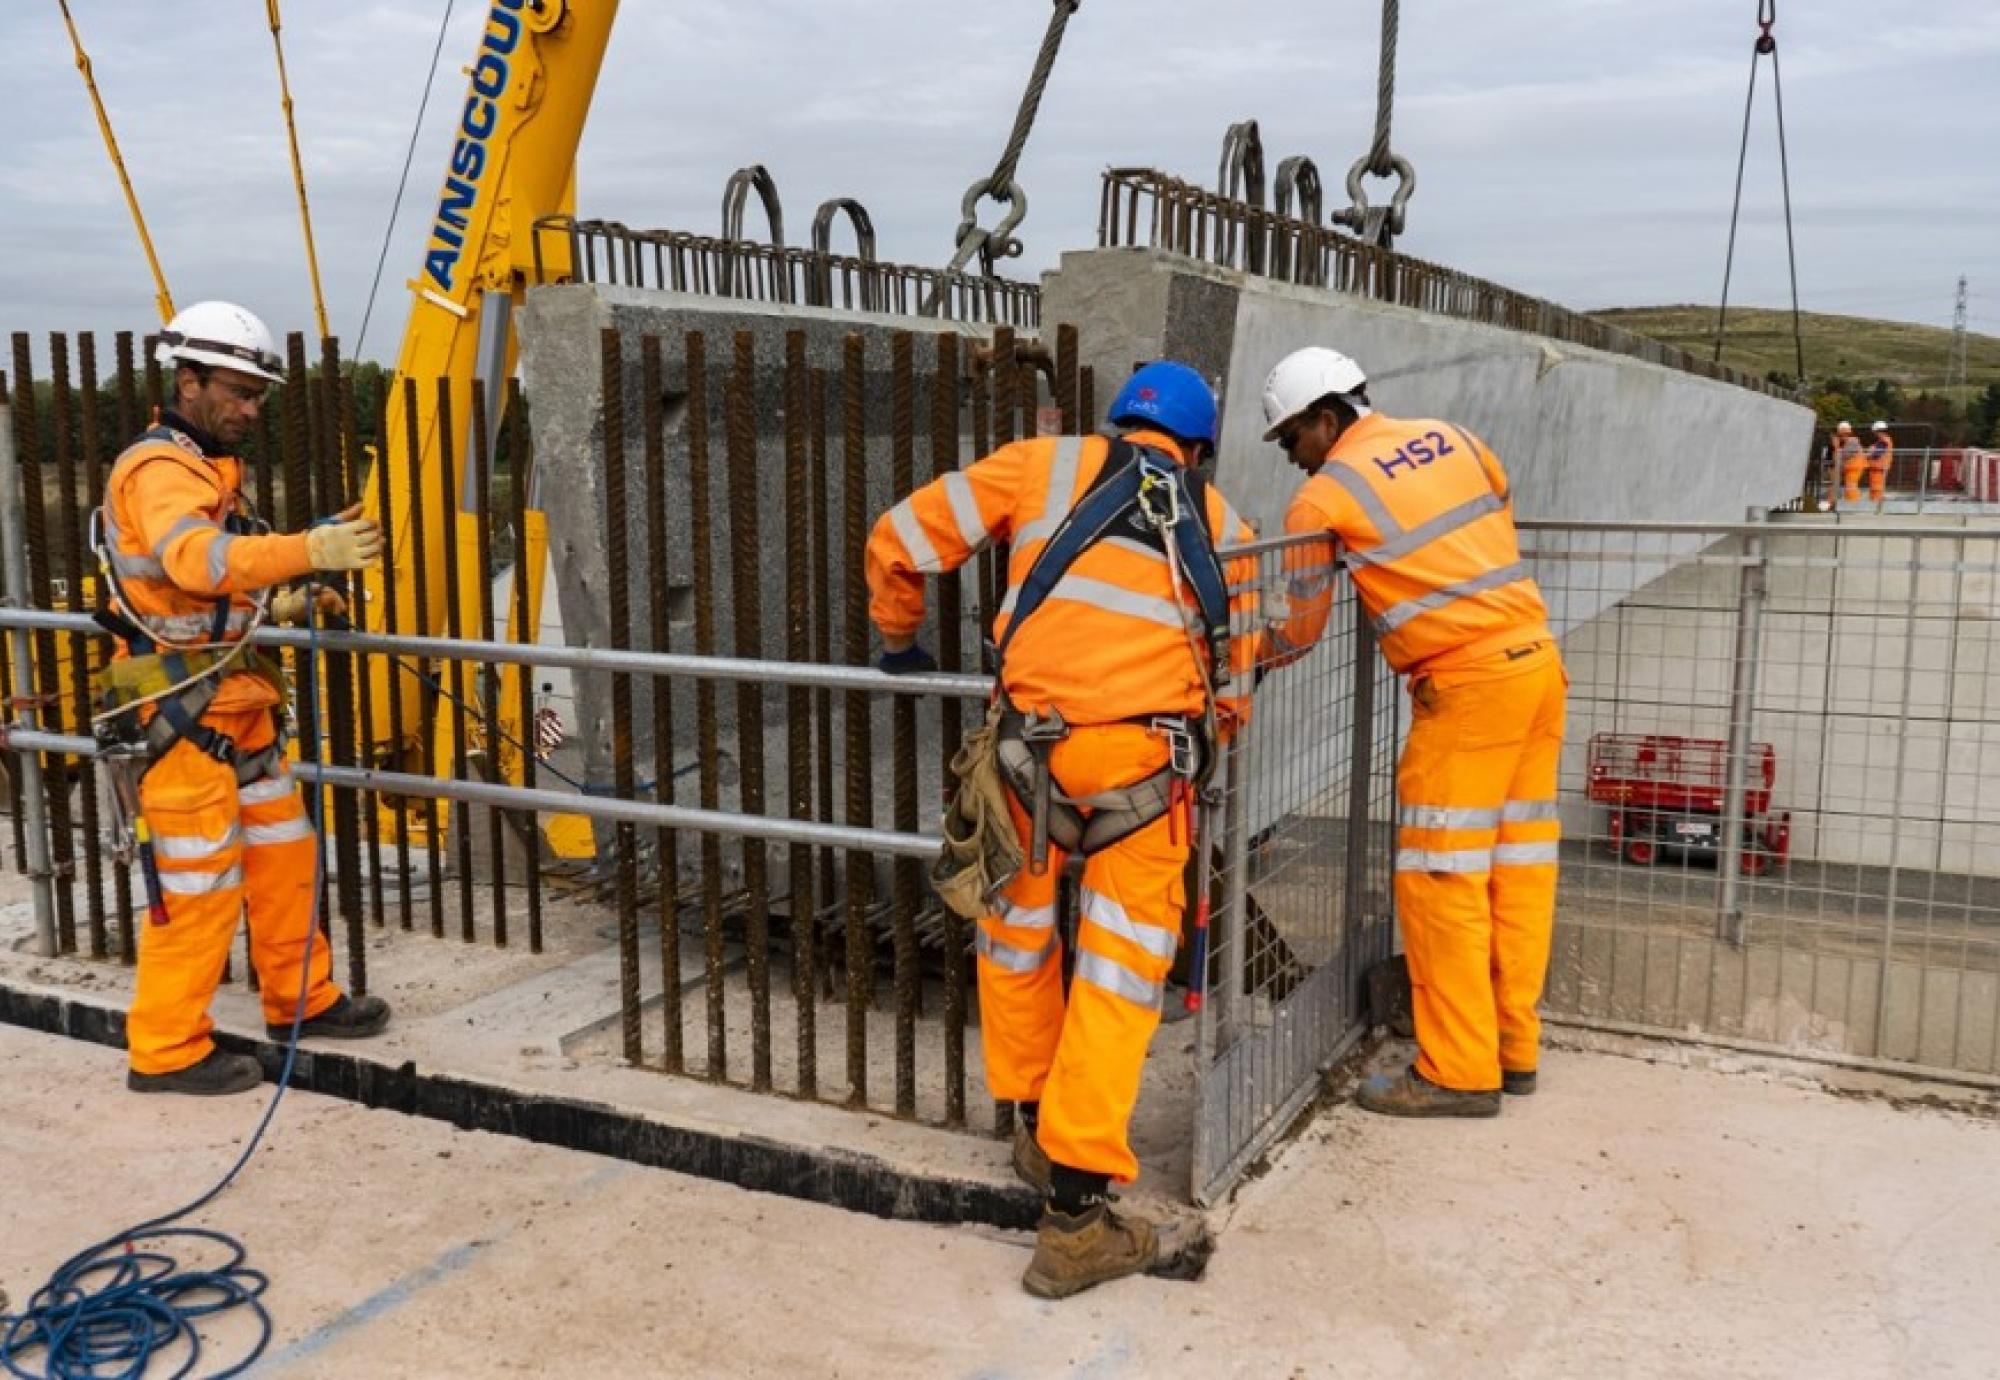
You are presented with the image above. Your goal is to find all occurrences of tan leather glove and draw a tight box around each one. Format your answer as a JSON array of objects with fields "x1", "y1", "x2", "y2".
[
  {"x1": 305, "y1": 503, "x2": 383, "y2": 572},
  {"x1": 269, "y1": 586, "x2": 348, "y2": 626}
]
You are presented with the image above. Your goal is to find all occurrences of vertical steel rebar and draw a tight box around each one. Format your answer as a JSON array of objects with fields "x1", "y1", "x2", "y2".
[
  {"x1": 971, "y1": 345, "x2": 997, "y2": 664},
  {"x1": 726, "y1": 331, "x2": 774, "y2": 1091},
  {"x1": 506, "y1": 380, "x2": 544, "y2": 955},
  {"x1": 282, "y1": 334, "x2": 319, "y2": 823},
  {"x1": 841, "y1": 331, "x2": 874, "y2": 1105},
  {"x1": 15, "y1": 333, "x2": 78, "y2": 953},
  {"x1": 321, "y1": 341, "x2": 367, "y2": 990},
  {"x1": 435, "y1": 378, "x2": 478, "y2": 947},
  {"x1": 342, "y1": 372, "x2": 386, "y2": 938},
  {"x1": 930, "y1": 332, "x2": 968, "y2": 1126},
  {"x1": 641, "y1": 340, "x2": 683, "y2": 1068},
  {"x1": 470, "y1": 379, "x2": 508, "y2": 948},
  {"x1": 373, "y1": 386, "x2": 413, "y2": 932},
  {"x1": 809, "y1": 368, "x2": 837, "y2": 952},
  {"x1": 50, "y1": 334, "x2": 108, "y2": 958},
  {"x1": 687, "y1": 331, "x2": 729, "y2": 1080},
  {"x1": 889, "y1": 331, "x2": 920, "y2": 1118},
  {"x1": 1054, "y1": 323, "x2": 1079, "y2": 433},
  {"x1": 601, "y1": 328, "x2": 643, "y2": 1065},
  {"x1": 1079, "y1": 365, "x2": 1096, "y2": 436},
  {"x1": 80, "y1": 333, "x2": 135, "y2": 959},
  {"x1": 0, "y1": 399, "x2": 59, "y2": 956},
  {"x1": 402, "y1": 377, "x2": 445, "y2": 939},
  {"x1": 784, "y1": 331, "x2": 817, "y2": 1097}
]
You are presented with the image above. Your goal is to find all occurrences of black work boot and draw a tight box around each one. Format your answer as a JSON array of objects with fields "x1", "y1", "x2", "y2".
[
  {"x1": 127, "y1": 1048, "x2": 265, "y2": 1097},
  {"x1": 270, "y1": 993, "x2": 391, "y2": 1042},
  {"x1": 1355, "y1": 1064, "x2": 1501, "y2": 1118},
  {"x1": 1011, "y1": 1120, "x2": 1052, "y2": 1194},
  {"x1": 1501, "y1": 1069, "x2": 1538, "y2": 1096},
  {"x1": 1023, "y1": 1201, "x2": 1159, "y2": 1299}
]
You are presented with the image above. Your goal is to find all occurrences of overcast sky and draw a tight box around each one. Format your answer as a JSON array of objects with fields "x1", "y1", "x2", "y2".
[{"x1": 3, "y1": 1, "x2": 1995, "y2": 370}]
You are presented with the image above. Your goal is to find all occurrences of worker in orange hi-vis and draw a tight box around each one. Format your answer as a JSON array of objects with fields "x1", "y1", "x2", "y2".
[
  {"x1": 867, "y1": 361, "x2": 1258, "y2": 1299},
  {"x1": 1864, "y1": 420, "x2": 1895, "y2": 505},
  {"x1": 1833, "y1": 421, "x2": 1864, "y2": 505},
  {"x1": 1258, "y1": 347, "x2": 1566, "y2": 1119},
  {"x1": 95, "y1": 301, "x2": 391, "y2": 1097}
]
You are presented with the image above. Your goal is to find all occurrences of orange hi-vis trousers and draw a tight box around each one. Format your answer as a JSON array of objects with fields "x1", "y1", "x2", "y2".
[
  {"x1": 976, "y1": 723, "x2": 1185, "y2": 1184},
  {"x1": 1394, "y1": 641, "x2": 1567, "y2": 1092},
  {"x1": 1842, "y1": 456, "x2": 1867, "y2": 503},
  {"x1": 128, "y1": 706, "x2": 339, "y2": 1075}
]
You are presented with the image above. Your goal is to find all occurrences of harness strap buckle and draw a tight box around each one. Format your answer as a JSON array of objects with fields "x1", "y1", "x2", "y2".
[{"x1": 1149, "y1": 715, "x2": 1199, "y2": 778}]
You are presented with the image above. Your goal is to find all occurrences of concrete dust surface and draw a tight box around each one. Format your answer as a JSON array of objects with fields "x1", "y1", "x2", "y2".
[{"x1": 4, "y1": 1025, "x2": 1997, "y2": 1379}]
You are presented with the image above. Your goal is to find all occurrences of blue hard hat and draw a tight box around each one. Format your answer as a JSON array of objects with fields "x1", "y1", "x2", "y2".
[{"x1": 1107, "y1": 361, "x2": 1218, "y2": 446}]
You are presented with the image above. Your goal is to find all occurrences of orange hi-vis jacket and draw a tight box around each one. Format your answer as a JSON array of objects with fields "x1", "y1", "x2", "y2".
[
  {"x1": 102, "y1": 416, "x2": 314, "y2": 716},
  {"x1": 1865, "y1": 434, "x2": 1894, "y2": 468},
  {"x1": 1279, "y1": 413, "x2": 1550, "y2": 674},
  {"x1": 867, "y1": 429, "x2": 1260, "y2": 725}
]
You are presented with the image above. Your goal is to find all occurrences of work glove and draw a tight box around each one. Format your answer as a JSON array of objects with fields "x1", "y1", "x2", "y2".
[
  {"x1": 876, "y1": 644, "x2": 939, "y2": 676},
  {"x1": 305, "y1": 503, "x2": 383, "y2": 572},
  {"x1": 269, "y1": 585, "x2": 348, "y2": 627}
]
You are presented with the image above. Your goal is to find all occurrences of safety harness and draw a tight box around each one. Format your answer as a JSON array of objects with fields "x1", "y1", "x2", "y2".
[
  {"x1": 88, "y1": 423, "x2": 288, "y2": 785},
  {"x1": 992, "y1": 439, "x2": 1232, "y2": 872}
]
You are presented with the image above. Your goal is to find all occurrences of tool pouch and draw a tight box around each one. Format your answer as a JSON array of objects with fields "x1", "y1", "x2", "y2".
[{"x1": 929, "y1": 700, "x2": 1026, "y2": 920}]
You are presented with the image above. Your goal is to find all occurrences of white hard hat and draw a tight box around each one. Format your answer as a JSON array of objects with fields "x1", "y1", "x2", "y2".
[
  {"x1": 154, "y1": 301, "x2": 285, "y2": 384},
  {"x1": 1871, "y1": 420, "x2": 1889, "y2": 432},
  {"x1": 1260, "y1": 347, "x2": 1369, "y2": 442},
  {"x1": 1836, "y1": 421, "x2": 1853, "y2": 433}
]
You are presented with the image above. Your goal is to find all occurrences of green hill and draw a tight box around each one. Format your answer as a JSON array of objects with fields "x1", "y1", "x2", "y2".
[{"x1": 1592, "y1": 305, "x2": 2000, "y2": 395}]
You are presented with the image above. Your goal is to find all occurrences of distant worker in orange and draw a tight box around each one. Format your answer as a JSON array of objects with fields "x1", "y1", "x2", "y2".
[
  {"x1": 1833, "y1": 421, "x2": 1864, "y2": 506},
  {"x1": 1258, "y1": 347, "x2": 1565, "y2": 1118},
  {"x1": 96, "y1": 301, "x2": 392, "y2": 1097},
  {"x1": 1864, "y1": 420, "x2": 1895, "y2": 505},
  {"x1": 867, "y1": 362, "x2": 1257, "y2": 1297}
]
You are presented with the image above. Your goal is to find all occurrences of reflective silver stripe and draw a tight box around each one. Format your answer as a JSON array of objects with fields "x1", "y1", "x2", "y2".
[
  {"x1": 976, "y1": 926, "x2": 1057, "y2": 974},
  {"x1": 888, "y1": 499, "x2": 942, "y2": 574},
  {"x1": 940, "y1": 472, "x2": 989, "y2": 552},
  {"x1": 152, "y1": 824, "x2": 241, "y2": 861},
  {"x1": 1395, "y1": 848, "x2": 1492, "y2": 874},
  {"x1": 1398, "y1": 805, "x2": 1501, "y2": 831},
  {"x1": 110, "y1": 549, "x2": 168, "y2": 580},
  {"x1": 996, "y1": 898, "x2": 1057, "y2": 932},
  {"x1": 1494, "y1": 842, "x2": 1561, "y2": 866},
  {"x1": 1501, "y1": 799, "x2": 1561, "y2": 823},
  {"x1": 245, "y1": 816, "x2": 315, "y2": 846},
  {"x1": 238, "y1": 773, "x2": 296, "y2": 806},
  {"x1": 1074, "y1": 950, "x2": 1163, "y2": 1010},
  {"x1": 152, "y1": 514, "x2": 218, "y2": 559},
  {"x1": 997, "y1": 582, "x2": 1020, "y2": 619},
  {"x1": 1345, "y1": 493, "x2": 1504, "y2": 568},
  {"x1": 1043, "y1": 436, "x2": 1084, "y2": 522},
  {"x1": 145, "y1": 607, "x2": 253, "y2": 641},
  {"x1": 1080, "y1": 889, "x2": 1178, "y2": 961},
  {"x1": 1325, "y1": 463, "x2": 1402, "y2": 538},
  {"x1": 157, "y1": 864, "x2": 244, "y2": 896},
  {"x1": 1374, "y1": 562, "x2": 1531, "y2": 636},
  {"x1": 1047, "y1": 575, "x2": 1192, "y2": 632},
  {"x1": 204, "y1": 532, "x2": 239, "y2": 587}
]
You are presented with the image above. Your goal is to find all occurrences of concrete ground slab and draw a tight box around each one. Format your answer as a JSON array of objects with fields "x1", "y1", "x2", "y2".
[{"x1": 4, "y1": 1025, "x2": 1997, "y2": 1378}]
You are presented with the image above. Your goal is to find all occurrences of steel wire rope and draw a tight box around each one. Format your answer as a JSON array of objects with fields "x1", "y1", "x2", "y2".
[
  {"x1": 1713, "y1": 0, "x2": 1806, "y2": 382},
  {"x1": 0, "y1": 609, "x2": 337, "y2": 1380},
  {"x1": 353, "y1": 0, "x2": 456, "y2": 361},
  {"x1": 1365, "y1": 0, "x2": 1398, "y2": 177},
  {"x1": 1333, "y1": 0, "x2": 1414, "y2": 245}
]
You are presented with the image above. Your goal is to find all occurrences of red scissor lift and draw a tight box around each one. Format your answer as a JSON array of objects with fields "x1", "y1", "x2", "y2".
[{"x1": 1586, "y1": 733, "x2": 1791, "y2": 874}]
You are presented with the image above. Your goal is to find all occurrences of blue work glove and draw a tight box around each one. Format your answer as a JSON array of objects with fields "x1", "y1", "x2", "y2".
[{"x1": 877, "y1": 644, "x2": 939, "y2": 676}]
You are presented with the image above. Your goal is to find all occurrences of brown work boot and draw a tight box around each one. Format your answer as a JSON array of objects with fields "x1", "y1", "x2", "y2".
[
  {"x1": 1356, "y1": 1064, "x2": 1501, "y2": 1118},
  {"x1": 1012, "y1": 1121, "x2": 1052, "y2": 1194},
  {"x1": 1502, "y1": 1069, "x2": 1538, "y2": 1096},
  {"x1": 269, "y1": 993, "x2": 391, "y2": 1042},
  {"x1": 127, "y1": 1048, "x2": 264, "y2": 1097},
  {"x1": 1022, "y1": 1201, "x2": 1159, "y2": 1299}
]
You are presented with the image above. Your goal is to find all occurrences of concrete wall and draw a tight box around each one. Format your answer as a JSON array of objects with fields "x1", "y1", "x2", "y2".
[
  {"x1": 1555, "y1": 515, "x2": 2000, "y2": 877},
  {"x1": 1041, "y1": 248, "x2": 1818, "y2": 541}
]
